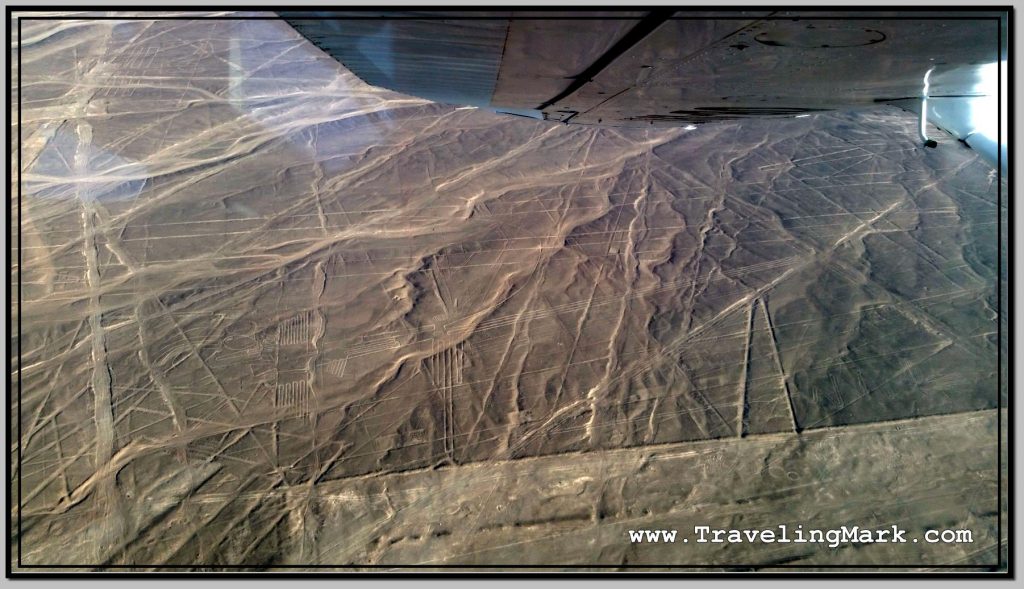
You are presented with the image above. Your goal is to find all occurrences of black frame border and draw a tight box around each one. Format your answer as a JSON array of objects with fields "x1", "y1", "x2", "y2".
[{"x1": 5, "y1": 4, "x2": 1014, "y2": 578}]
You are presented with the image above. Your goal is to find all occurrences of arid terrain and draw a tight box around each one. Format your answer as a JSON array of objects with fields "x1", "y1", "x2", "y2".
[{"x1": 10, "y1": 14, "x2": 1008, "y2": 571}]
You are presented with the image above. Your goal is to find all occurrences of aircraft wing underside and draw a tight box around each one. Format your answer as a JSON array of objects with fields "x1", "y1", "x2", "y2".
[{"x1": 282, "y1": 11, "x2": 1008, "y2": 169}]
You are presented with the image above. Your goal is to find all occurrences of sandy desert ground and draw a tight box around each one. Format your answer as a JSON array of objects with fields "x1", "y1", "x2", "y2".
[{"x1": 9, "y1": 14, "x2": 1008, "y2": 571}]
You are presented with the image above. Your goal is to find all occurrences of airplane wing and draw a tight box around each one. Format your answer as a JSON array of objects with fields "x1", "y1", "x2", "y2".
[{"x1": 281, "y1": 10, "x2": 1009, "y2": 171}]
